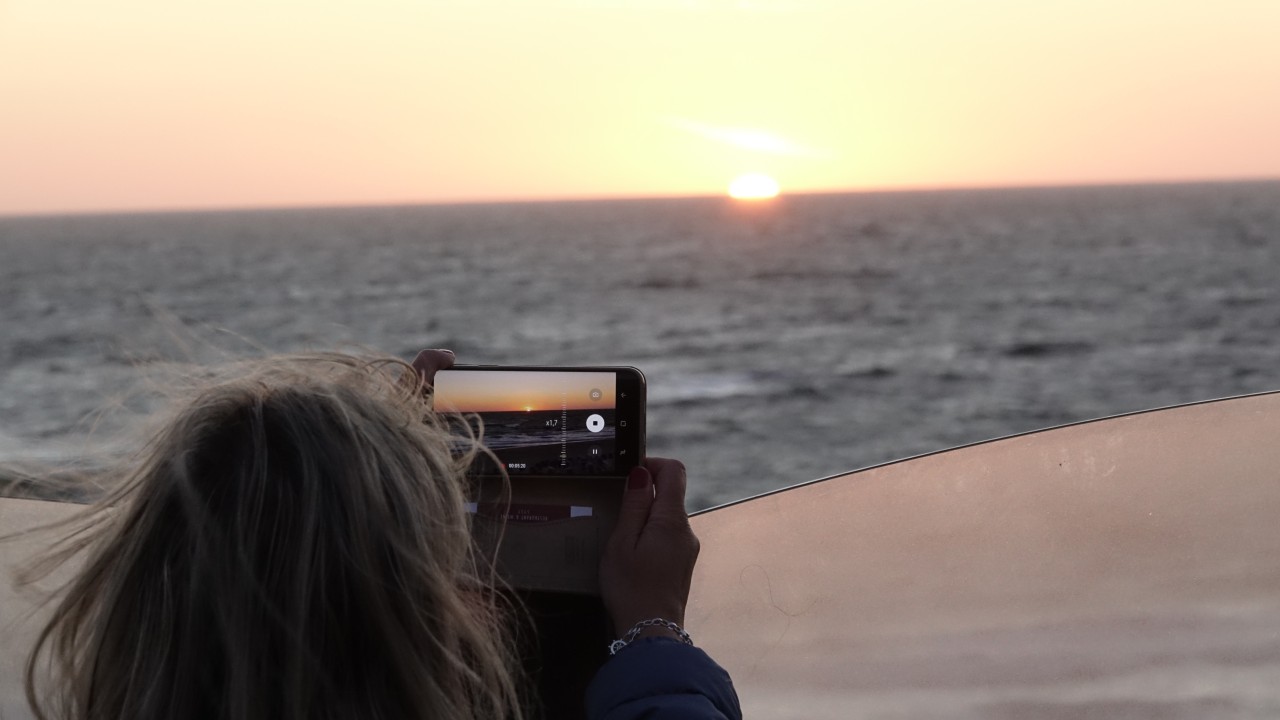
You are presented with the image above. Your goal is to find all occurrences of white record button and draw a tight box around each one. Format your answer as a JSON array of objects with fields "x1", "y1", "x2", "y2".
[{"x1": 586, "y1": 414, "x2": 606, "y2": 433}]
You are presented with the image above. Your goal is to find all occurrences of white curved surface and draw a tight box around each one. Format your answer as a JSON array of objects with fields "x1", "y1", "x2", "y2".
[{"x1": 689, "y1": 393, "x2": 1280, "y2": 718}]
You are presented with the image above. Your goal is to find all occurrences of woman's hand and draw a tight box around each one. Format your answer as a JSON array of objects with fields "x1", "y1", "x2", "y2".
[{"x1": 600, "y1": 458, "x2": 700, "y2": 638}]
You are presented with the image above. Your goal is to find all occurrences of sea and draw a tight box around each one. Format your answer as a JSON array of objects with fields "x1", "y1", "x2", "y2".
[{"x1": 2, "y1": 180, "x2": 1278, "y2": 509}]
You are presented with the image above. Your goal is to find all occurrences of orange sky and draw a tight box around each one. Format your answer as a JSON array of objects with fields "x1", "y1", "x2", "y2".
[
  {"x1": 434, "y1": 370, "x2": 616, "y2": 413},
  {"x1": 1, "y1": 0, "x2": 1277, "y2": 215}
]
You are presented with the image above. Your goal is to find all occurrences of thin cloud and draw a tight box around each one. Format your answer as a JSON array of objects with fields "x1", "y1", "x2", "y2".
[{"x1": 662, "y1": 116, "x2": 832, "y2": 158}]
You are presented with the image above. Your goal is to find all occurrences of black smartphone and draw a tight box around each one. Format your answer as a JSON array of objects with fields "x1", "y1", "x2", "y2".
[
  {"x1": 435, "y1": 366, "x2": 641, "y2": 717},
  {"x1": 433, "y1": 365, "x2": 646, "y2": 478}
]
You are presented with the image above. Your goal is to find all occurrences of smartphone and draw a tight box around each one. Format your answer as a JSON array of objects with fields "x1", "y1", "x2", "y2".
[{"x1": 433, "y1": 366, "x2": 646, "y2": 478}]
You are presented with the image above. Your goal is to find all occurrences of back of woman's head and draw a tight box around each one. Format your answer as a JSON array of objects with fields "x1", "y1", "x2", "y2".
[{"x1": 23, "y1": 354, "x2": 522, "y2": 720}]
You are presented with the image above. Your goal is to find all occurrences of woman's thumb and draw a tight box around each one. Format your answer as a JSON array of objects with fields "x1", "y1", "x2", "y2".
[{"x1": 613, "y1": 466, "x2": 653, "y2": 544}]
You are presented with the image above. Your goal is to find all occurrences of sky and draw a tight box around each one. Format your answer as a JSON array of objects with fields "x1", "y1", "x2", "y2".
[{"x1": 1, "y1": 0, "x2": 1277, "y2": 215}]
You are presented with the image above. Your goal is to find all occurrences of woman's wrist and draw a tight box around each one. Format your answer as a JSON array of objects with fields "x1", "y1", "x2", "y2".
[
  {"x1": 611, "y1": 607, "x2": 685, "y2": 638},
  {"x1": 633, "y1": 625, "x2": 682, "y2": 641},
  {"x1": 608, "y1": 617, "x2": 693, "y2": 655}
]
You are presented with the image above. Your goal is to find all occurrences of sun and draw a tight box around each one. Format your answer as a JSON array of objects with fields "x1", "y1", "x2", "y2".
[{"x1": 728, "y1": 173, "x2": 780, "y2": 200}]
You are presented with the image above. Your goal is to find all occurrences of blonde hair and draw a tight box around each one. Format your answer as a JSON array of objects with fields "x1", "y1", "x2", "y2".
[{"x1": 19, "y1": 353, "x2": 524, "y2": 720}]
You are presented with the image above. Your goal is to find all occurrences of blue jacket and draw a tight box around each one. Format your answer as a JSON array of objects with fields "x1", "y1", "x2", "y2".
[{"x1": 585, "y1": 638, "x2": 743, "y2": 720}]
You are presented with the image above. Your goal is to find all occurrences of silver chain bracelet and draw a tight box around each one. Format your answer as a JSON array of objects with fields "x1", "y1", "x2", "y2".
[{"x1": 608, "y1": 618, "x2": 693, "y2": 655}]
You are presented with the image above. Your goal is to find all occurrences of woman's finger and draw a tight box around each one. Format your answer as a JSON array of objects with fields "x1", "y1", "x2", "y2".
[
  {"x1": 410, "y1": 349, "x2": 456, "y2": 388},
  {"x1": 612, "y1": 466, "x2": 655, "y2": 548},
  {"x1": 646, "y1": 457, "x2": 688, "y2": 521}
]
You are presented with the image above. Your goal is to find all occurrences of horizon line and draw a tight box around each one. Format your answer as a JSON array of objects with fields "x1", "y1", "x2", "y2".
[{"x1": 3, "y1": 174, "x2": 1277, "y2": 221}]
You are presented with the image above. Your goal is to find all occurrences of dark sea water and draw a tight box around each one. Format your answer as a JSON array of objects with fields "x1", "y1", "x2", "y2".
[
  {"x1": 2, "y1": 181, "x2": 1278, "y2": 508},
  {"x1": 470, "y1": 410, "x2": 616, "y2": 450}
]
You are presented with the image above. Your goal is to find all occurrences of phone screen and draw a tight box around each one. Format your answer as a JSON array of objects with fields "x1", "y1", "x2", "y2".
[{"x1": 434, "y1": 367, "x2": 643, "y2": 477}]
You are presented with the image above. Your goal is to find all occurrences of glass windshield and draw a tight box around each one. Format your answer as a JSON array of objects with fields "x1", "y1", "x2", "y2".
[
  {"x1": 1, "y1": 498, "x2": 79, "y2": 718},
  {"x1": 688, "y1": 392, "x2": 1280, "y2": 718}
]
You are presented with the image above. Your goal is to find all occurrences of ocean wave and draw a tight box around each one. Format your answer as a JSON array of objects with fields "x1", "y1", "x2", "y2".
[{"x1": 648, "y1": 372, "x2": 776, "y2": 406}]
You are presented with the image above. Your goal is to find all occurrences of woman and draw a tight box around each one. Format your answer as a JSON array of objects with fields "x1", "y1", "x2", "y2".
[{"x1": 17, "y1": 350, "x2": 740, "y2": 720}]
